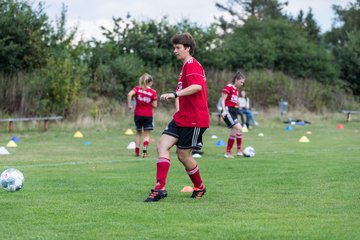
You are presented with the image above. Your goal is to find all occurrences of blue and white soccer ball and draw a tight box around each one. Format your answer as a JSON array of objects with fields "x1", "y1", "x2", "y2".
[
  {"x1": 0, "y1": 168, "x2": 24, "y2": 192},
  {"x1": 243, "y1": 146, "x2": 256, "y2": 157}
]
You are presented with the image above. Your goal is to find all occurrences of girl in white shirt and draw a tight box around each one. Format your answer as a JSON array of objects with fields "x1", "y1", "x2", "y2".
[{"x1": 238, "y1": 90, "x2": 259, "y2": 128}]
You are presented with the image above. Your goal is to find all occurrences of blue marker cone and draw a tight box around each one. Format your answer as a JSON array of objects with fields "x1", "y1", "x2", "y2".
[
  {"x1": 285, "y1": 125, "x2": 293, "y2": 131},
  {"x1": 10, "y1": 136, "x2": 20, "y2": 143},
  {"x1": 216, "y1": 140, "x2": 226, "y2": 147}
]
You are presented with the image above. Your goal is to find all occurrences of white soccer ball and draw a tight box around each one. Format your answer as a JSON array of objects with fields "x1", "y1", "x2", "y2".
[
  {"x1": 243, "y1": 146, "x2": 256, "y2": 157},
  {"x1": 0, "y1": 168, "x2": 24, "y2": 192}
]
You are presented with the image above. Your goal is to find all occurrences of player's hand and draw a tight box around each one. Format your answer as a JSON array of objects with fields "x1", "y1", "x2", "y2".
[
  {"x1": 128, "y1": 106, "x2": 133, "y2": 111},
  {"x1": 160, "y1": 93, "x2": 175, "y2": 101}
]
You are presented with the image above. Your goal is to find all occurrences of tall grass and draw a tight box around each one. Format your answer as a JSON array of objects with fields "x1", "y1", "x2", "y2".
[{"x1": 1, "y1": 69, "x2": 359, "y2": 118}]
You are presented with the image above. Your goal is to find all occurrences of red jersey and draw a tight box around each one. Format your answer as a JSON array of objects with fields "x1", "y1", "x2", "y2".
[
  {"x1": 132, "y1": 86, "x2": 157, "y2": 117},
  {"x1": 173, "y1": 57, "x2": 210, "y2": 128},
  {"x1": 222, "y1": 84, "x2": 239, "y2": 107}
]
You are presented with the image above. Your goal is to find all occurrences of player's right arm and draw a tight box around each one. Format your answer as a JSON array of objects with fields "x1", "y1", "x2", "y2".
[
  {"x1": 221, "y1": 93, "x2": 228, "y2": 118},
  {"x1": 127, "y1": 89, "x2": 136, "y2": 110}
]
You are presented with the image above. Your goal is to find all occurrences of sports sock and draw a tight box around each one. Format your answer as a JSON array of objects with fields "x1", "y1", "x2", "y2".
[
  {"x1": 187, "y1": 165, "x2": 204, "y2": 190},
  {"x1": 226, "y1": 135, "x2": 235, "y2": 153},
  {"x1": 154, "y1": 157, "x2": 171, "y2": 190},
  {"x1": 143, "y1": 137, "x2": 149, "y2": 149},
  {"x1": 236, "y1": 132, "x2": 242, "y2": 151},
  {"x1": 135, "y1": 144, "x2": 140, "y2": 156}
]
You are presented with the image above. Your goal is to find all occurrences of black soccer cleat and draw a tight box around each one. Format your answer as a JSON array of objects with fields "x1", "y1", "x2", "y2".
[
  {"x1": 144, "y1": 189, "x2": 168, "y2": 202},
  {"x1": 142, "y1": 149, "x2": 147, "y2": 158},
  {"x1": 190, "y1": 187, "x2": 206, "y2": 199}
]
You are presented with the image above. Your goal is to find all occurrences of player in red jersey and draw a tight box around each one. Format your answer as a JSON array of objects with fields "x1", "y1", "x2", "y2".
[
  {"x1": 127, "y1": 73, "x2": 158, "y2": 158},
  {"x1": 145, "y1": 33, "x2": 209, "y2": 202},
  {"x1": 221, "y1": 72, "x2": 246, "y2": 158}
]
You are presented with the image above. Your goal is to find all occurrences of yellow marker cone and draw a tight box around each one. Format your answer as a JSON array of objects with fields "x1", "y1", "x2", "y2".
[
  {"x1": 6, "y1": 140, "x2": 17, "y2": 147},
  {"x1": 242, "y1": 125, "x2": 248, "y2": 133},
  {"x1": 125, "y1": 128, "x2": 134, "y2": 135},
  {"x1": 258, "y1": 133, "x2": 264, "y2": 137},
  {"x1": 73, "y1": 131, "x2": 84, "y2": 138},
  {"x1": 180, "y1": 186, "x2": 193, "y2": 193},
  {"x1": 299, "y1": 136, "x2": 310, "y2": 143},
  {"x1": 306, "y1": 131, "x2": 312, "y2": 135}
]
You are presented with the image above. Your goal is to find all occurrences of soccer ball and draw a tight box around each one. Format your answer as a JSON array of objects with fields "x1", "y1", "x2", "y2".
[
  {"x1": 0, "y1": 168, "x2": 24, "y2": 192},
  {"x1": 243, "y1": 146, "x2": 255, "y2": 157}
]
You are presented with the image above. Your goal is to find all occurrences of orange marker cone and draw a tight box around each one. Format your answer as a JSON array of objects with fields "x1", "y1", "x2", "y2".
[{"x1": 180, "y1": 186, "x2": 193, "y2": 192}]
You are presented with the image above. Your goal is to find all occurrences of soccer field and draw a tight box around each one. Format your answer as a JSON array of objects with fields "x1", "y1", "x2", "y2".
[{"x1": 0, "y1": 116, "x2": 359, "y2": 239}]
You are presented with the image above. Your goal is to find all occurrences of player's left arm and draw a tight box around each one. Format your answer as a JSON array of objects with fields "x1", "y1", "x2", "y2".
[{"x1": 175, "y1": 98, "x2": 179, "y2": 111}]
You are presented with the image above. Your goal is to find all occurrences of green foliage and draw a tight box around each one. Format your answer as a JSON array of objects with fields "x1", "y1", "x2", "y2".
[
  {"x1": 100, "y1": 16, "x2": 176, "y2": 68},
  {"x1": 293, "y1": 9, "x2": 321, "y2": 42},
  {"x1": 109, "y1": 54, "x2": 146, "y2": 100},
  {"x1": 215, "y1": 0, "x2": 288, "y2": 26},
  {"x1": 223, "y1": 18, "x2": 339, "y2": 82},
  {"x1": 87, "y1": 16, "x2": 219, "y2": 101},
  {"x1": 28, "y1": 4, "x2": 87, "y2": 116},
  {"x1": 0, "y1": 0, "x2": 359, "y2": 117},
  {"x1": 32, "y1": 55, "x2": 84, "y2": 116},
  {"x1": 325, "y1": 0, "x2": 360, "y2": 95},
  {"x1": 245, "y1": 70, "x2": 293, "y2": 107},
  {"x1": 333, "y1": 31, "x2": 360, "y2": 95},
  {"x1": 206, "y1": 69, "x2": 357, "y2": 113},
  {"x1": 0, "y1": 0, "x2": 50, "y2": 72},
  {"x1": 151, "y1": 64, "x2": 178, "y2": 94}
]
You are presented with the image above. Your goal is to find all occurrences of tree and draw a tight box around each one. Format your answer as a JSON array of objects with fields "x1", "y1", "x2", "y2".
[
  {"x1": 29, "y1": 4, "x2": 86, "y2": 116},
  {"x1": 215, "y1": 0, "x2": 288, "y2": 31},
  {"x1": 86, "y1": 16, "x2": 220, "y2": 100},
  {"x1": 333, "y1": 31, "x2": 360, "y2": 95},
  {"x1": 294, "y1": 8, "x2": 321, "y2": 42},
  {"x1": 0, "y1": 0, "x2": 50, "y2": 73},
  {"x1": 325, "y1": 0, "x2": 360, "y2": 95},
  {"x1": 222, "y1": 18, "x2": 338, "y2": 82}
]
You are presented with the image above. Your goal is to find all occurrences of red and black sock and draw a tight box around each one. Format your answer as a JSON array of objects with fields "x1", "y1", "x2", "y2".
[
  {"x1": 154, "y1": 157, "x2": 171, "y2": 190},
  {"x1": 187, "y1": 164, "x2": 204, "y2": 190},
  {"x1": 236, "y1": 132, "x2": 242, "y2": 152},
  {"x1": 226, "y1": 135, "x2": 235, "y2": 153}
]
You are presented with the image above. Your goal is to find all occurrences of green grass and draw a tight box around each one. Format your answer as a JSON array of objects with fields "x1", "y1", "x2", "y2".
[{"x1": 0, "y1": 116, "x2": 359, "y2": 239}]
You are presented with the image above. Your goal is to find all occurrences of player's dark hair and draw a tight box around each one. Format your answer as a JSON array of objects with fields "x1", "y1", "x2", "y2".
[
  {"x1": 171, "y1": 33, "x2": 196, "y2": 55},
  {"x1": 232, "y1": 71, "x2": 245, "y2": 84}
]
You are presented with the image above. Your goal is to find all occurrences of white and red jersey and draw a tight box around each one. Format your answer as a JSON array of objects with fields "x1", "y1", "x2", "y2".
[
  {"x1": 222, "y1": 84, "x2": 239, "y2": 107},
  {"x1": 173, "y1": 57, "x2": 210, "y2": 128},
  {"x1": 132, "y1": 86, "x2": 157, "y2": 117}
]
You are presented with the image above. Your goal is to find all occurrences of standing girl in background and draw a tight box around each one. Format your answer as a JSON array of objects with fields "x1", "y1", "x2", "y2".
[
  {"x1": 127, "y1": 73, "x2": 158, "y2": 158},
  {"x1": 221, "y1": 72, "x2": 246, "y2": 158}
]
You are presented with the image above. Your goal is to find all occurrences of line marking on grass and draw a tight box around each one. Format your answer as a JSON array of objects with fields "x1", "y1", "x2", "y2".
[{"x1": 5, "y1": 158, "x2": 155, "y2": 169}]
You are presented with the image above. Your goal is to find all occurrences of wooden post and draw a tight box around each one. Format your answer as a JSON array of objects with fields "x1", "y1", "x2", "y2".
[
  {"x1": 346, "y1": 112, "x2": 351, "y2": 122},
  {"x1": 8, "y1": 121, "x2": 13, "y2": 133},
  {"x1": 44, "y1": 119, "x2": 49, "y2": 131}
]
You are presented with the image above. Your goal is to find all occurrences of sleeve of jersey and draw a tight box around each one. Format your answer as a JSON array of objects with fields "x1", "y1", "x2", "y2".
[
  {"x1": 222, "y1": 86, "x2": 230, "y2": 94},
  {"x1": 185, "y1": 62, "x2": 204, "y2": 86},
  {"x1": 153, "y1": 90, "x2": 158, "y2": 101}
]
